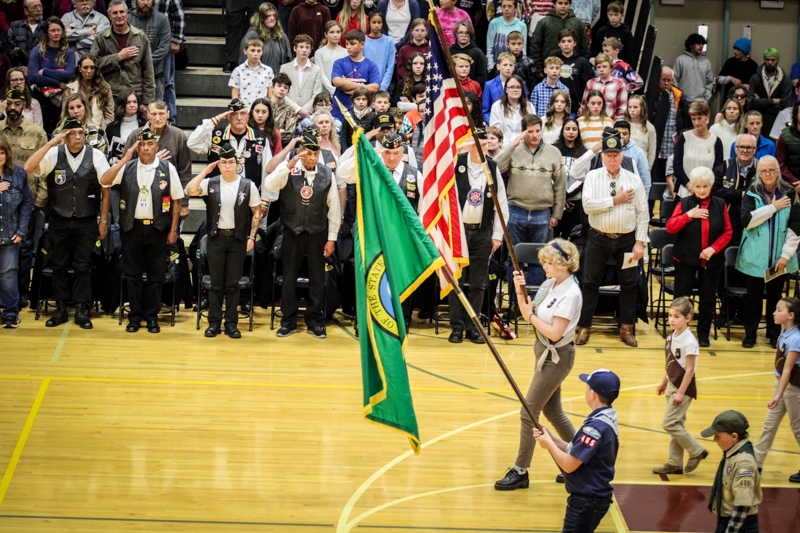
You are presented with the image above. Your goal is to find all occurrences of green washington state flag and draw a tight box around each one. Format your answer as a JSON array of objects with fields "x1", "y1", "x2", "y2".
[{"x1": 353, "y1": 132, "x2": 444, "y2": 454}]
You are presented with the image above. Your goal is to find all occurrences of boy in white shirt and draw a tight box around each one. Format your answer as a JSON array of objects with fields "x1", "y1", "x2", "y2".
[
  {"x1": 654, "y1": 297, "x2": 709, "y2": 475},
  {"x1": 280, "y1": 34, "x2": 323, "y2": 120},
  {"x1": 229, "y1": 39, "x2": 274, "y2": 108}
]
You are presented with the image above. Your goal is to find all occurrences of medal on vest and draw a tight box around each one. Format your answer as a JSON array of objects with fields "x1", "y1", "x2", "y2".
[
  {"x1": 140, "y1": 185, "x2": 149, "y2": 197},
  {"x1": 301, "y1": 184, "x2": 314, "y2": 204},
  {"x1": 467, "y1": 188, "x2": 484, "y2": 206}
]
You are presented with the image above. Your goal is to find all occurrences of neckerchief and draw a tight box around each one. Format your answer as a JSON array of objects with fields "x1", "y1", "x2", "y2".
[{"x1": 709, "y1": 440, "x2": 755, "y2": 514}]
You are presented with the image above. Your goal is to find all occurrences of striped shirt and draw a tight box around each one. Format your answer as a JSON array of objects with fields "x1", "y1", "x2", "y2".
[
  {"x1": 583, "y1": 166, "x2": 649, "y2": 242},
  {"x1": 577, "y1": 116, "x2": 614, "y2": 151},
  {"x1": 580, "y1": 77, "x2": 628, "y2": 121}
]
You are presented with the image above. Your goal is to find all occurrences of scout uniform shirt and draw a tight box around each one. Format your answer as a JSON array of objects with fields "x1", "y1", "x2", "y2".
[
  {"x1": 665, "y1": 328, "x2": 699, "y2": 399},
  {"x1": 774, "y1": 325, "x2": 800, "y2": 386},
  {"x1": 711, "y1": 439, "x2": 762, "y2": 518},
  {"x1": 564, "y1": 406, "x2": 619, "y2": 500}
]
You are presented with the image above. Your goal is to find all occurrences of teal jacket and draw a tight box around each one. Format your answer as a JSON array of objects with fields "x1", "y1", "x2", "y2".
[{"x1": 736, "y1": 188, "x2": 800, "y2": 277}]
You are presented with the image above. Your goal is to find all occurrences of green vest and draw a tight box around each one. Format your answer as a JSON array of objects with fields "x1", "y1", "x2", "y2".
[{"x1": 736, "y1": 190, "x2": 799, "y2": 277}]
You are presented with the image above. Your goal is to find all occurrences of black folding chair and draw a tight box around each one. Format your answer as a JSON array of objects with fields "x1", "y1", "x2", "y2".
[
  {"x1": 648, "y1": 228, "x2": 676, "y2": 319},
  {"x1": 196, "y1": 235, "x2": 256, "y2": 331},
  {"x1": 512, "y1": 243, "x2": 547, "y2": 335},
  {"x1": 650, "y1": 197, "x2": 676, "y2": 229},
  {"x1": 724, "y1": 246, "x2": 748, "y2": 341}
]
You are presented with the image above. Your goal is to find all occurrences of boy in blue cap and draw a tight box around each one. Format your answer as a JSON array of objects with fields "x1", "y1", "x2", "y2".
[
  {"x1": 718, "y1": 38, "x2": 758, "y2": 106},
  {"x1": 533, "y1": 369, "x2": 620, "y2": 533}
]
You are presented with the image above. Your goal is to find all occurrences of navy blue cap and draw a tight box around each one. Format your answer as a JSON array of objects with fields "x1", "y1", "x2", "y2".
[{"x1": 579, "y1": 369, "x2": 621, "y2": 403}]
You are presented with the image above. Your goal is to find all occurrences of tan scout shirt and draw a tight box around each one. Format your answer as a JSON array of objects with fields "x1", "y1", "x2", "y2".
[
  {"x1": 0, "y1": 118, "x2": 48, "y2": 207},
  {"x1": 712, "y1": 439, "x2": 762, "y2": 517}
]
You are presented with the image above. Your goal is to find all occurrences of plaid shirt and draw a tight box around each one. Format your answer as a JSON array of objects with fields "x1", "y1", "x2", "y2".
[
  {"x1": 127, "y1": 0, "x2": 185, "y2": 42},
  {"x1": 580, "y1": 77, "x2": 628, "y2": 122},
  {"x1": 7, "y1": 20, "x2": 46, "y2": 63},
  {"x1": 530, "y1": 78, "x2": 570, "y2": 117},
  {"x1": 660, "y1": 89, "x2": 677, "y2": 160},
  {"x1": 724, "y1": 506, "x2": 750, "y2": 533}
]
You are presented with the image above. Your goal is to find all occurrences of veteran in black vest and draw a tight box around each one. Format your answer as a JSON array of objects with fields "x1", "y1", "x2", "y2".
[
  {"x1": 713, "y1": 134, "x2": 759, "y2": 245},
  {"x1": 100, "y1": 129, "x2": 183, "y2": 333},
  {"x1": 667, "y1": 167, "x2": 733, "y2": 347},
  {"x1": 187, "y1": 98, "x2": 278, "y2": 223},
  {"x1": 449, "y1": 129, "x2": 509, "y2": 344},
  {"x1": 184, "y1": 145, "x2": 262, "y2": 339},
  {"x1": 24, "y1": 117, "x2": 111, "y2": 329},
  {"x1": 262, "y1": 132, "x2": 341, "y2": 339},
  {"x1": 369, "y1": 112, "x2": 418, "y2": 169}
]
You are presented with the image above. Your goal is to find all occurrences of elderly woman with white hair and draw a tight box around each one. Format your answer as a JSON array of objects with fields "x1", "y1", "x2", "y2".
[
  {"x1": 667, "y1": 167, "x2": 733, "y2": 346},
  {"x1": 737, "y1": 155, "x2": 800, "y2": 348}
]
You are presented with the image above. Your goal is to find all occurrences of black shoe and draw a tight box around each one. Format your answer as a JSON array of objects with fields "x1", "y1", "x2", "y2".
[
  {"x1": 222, "y1": 62, "x2": 236, "y2": 73},
  {"x1": 494, "y1": 468, "x2": 529, "y2": 490},
  {"x1": 770, "y1": 337, "x2": 778, "y2": 349},
  {"x1": 225, "y1": 324, "x2": 241, "y2": 338},
  {"x1": 241, "y1": 302, "x2": 252, "y2": 314},
  {"x1": 126, "y1": 321, "x2": 140, "y2": 332},
  {"x1": 18, "y1": 295, "x2": 28, "y2": 309},
  {"x1": 742, "y1": 338, "x2": 755, "y2": 348},
  {"x1": 417, "y1": 309, "x2": 432, "y2": 320},
  {"x1": 555, "y1": 473, "x2": 564, "y2": 484},
  {"x1": 789, "y1": 471, "x2": 800, "y2": 483},
  {"x1": 698, "y1": 336, "x2": 710, "y2": 348},
  {"x1": 74, "y1": 303, "x2": 92, "y2": 329},
  {"x1": 448, "y1": 328, "x2": 463, "y2": 343},
  {"x1": 46, "y1": 302, "x2": 68, "y2": 327},
  {"x1": 308, "y1": 326, "x2": 327, "y2": 339},
  {"x1": 466, "y1": 330, "x2": 485, "y2": 344},
  {"x1": 3, "y1": 315, "x2": 20, "y2": 328},
  {"x1": 147, "y1": 321, "x2": 160, "y2": 333},
  {"x1": 205, "y1": 324, "x2": 220, "y2": 337},
  {"x1": 276, "y1": 327, "x2": 297, "y2": 338}
]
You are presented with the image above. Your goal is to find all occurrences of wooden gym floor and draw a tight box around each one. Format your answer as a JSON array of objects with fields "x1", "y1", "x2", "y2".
[{"x1": 1, "y1": 303, "x2": 799, "y2": 532}]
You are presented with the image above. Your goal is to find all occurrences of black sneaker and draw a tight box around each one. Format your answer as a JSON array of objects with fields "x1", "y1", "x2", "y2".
[
  {"x1": 555, "y1": 473, "x2": 564, "y2": 484},
  {"x1": 789, "y1": 471, "x2": 800, "y2": 483},
  {"x1": 276, "y1": 327, "x2": 297, "y2": 338},
  {"x1": 494, "y1": 468, "x2": 529, "y2": 490},
  {"x1": 308, "y1": 326, "x2": 327, "y2": 339},
  {"x1": 3, "y1": 315, "x2": 20, "y2": 328},
  {"x1": 448, "y1": 328, "x2": 463, "y2": 343}
]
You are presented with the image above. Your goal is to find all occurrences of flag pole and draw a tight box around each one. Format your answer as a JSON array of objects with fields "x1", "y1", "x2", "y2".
[{"x1": 426, "y1": 0, "x2": 529, "y2": 305}]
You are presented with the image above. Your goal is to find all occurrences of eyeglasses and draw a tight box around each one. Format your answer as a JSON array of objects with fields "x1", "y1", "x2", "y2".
[
  {"x1": 736, "y1": 145, "x2": 755, "y2": 151},
  {"x1": 734, "y1": 94, "x2": 746, "y2": 99},
  {"x1": 506, "y1": 86, "x2": 522, "y2": 91},
  {"x1": 760, "y1": 169, "x2": 779, "y2": 176},
  {"x1": 219, "y1": 160, "x2": 238, "y2": 167},
  {"x1": 10, "y1": 78, "x2": 24, "y2": 84},
  {"x1": 456, "y1": 31, "x2": 470, "y2": 36}
]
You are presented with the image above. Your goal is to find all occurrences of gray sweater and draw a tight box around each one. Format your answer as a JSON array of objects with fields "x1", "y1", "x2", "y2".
[
  {"x1": 495, "y1": 141, "x2": 566, "y2": 218},
  {"x1": 128, "y1": 10, "x2": 171, "y2": 77},
  {"x1": 673, "y1": 51, "x2": 714, "y2": 103}
]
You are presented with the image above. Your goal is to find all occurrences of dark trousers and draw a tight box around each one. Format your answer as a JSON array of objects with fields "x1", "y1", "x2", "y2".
[
  {"x1": 225, "y1": 0, "x2": 262, "y2": 64},
  {"x1": 207, "y1": 233, "x2": 246, "y2": 327},
  {"x1": 561, "y1": 494, "x2": 612, "y2": 533},
  {"x1": 555, "y1": 200, "x2": 586, "y2": 241},
  {"x1": 281, "y1": 229, "x2": 326, "y2": 329},
  {"x1": 715, "y1": 514, "x2": 758, "y2": 533},
  {"x1": 48, "y1": 215, "x2": 96, "y2": 304},
  {"x1": 18, "y1": 211, "x2": 38, "y2": 298},
  {"x1": 447, "y1": 226, "x2": 492, "y2": 331},
  {"x1": 578, "y1": 230, "x2": 638, "y2": 327},
  {"x1": 121, "y1": 222, "x2": 168, "y2": 324},
  {"x1": 744, "y1": 273, "x2": 785, "y2": 342},
  {"x1": 673, "y1": 261, "x2": 720, "y2": 339}
]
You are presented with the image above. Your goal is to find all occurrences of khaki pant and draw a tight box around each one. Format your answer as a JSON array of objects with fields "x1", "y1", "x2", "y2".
[
  {"x1": 754, "y1": 381, "x2": 800, "y2": 467},
  {"x1": 663, "y1": 381, "x2": 705, "y2": 466},
  {"x1": 515, "y1": 341, "x2": 576, "y2": 469}
]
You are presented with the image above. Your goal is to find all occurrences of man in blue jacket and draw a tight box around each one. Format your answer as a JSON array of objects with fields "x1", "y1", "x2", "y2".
[{"x1": 616, "y1": 120, "x2": 651, "y2": 197}]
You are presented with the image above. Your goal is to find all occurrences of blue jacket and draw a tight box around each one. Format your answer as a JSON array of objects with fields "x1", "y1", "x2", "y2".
[
  {"x1": 622, "y1": 139, "x2": 651, "y2": 196},
  {"x1": 363, "y1": 33, "x2": 396, "y2": 91},
  {"x1": 736, "y1": 188, "x2": 800, "y2": 277},
  {"x1": 377, "y1": 0, "x2": 421, "y2": 51},
  {"x1": 729, "y1": 134, "x2": 776, "y2": 160},
  {"x1": 0, "y1": 165, "x2": 34, "y2": 245},
  {"x1": 482, "y1": 75, "x2": 527, "y2": 124}
]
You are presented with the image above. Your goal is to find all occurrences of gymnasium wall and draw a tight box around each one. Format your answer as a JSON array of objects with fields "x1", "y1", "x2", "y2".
[{"x1": 650, "y1": 0, "x2": 799, "y2": 74}]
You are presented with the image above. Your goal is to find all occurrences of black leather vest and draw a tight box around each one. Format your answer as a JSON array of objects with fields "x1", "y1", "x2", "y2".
[
  {"x1": 47, "y1": 145, "x2": 101, "y2": 218},
  {"x1": 118, "y1": 159, "x2": 174, "y2": 232},
  {"x1": 207, "y1": 121, "x2": 267, "y2": 183},
  {"x1": 280, "y1": 163, "x2": 333, "y2": 236},
  {"x1": 206, "y1": 176, "x2": 252, "y2": 241},
  {"x1": 390, "y1": 162, "x2": 421, "y2": 211},
  {"x1": 673, "y1": 195, "x2": 727, "y2": 268},
  {"x1": 455, "y1": 153, "x2": 496, "y2": 230}
]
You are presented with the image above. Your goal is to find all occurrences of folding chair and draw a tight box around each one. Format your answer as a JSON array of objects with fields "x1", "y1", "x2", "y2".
[
  {"x1": 648, "y1": 228, "x2": 676, "y2": 319},
  {"x1": 512, "y1": 243, "x2": 546, "y2": 335}
]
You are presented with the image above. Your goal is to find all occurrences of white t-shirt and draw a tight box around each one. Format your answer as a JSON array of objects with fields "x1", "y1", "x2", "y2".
[
  {"x1": 668, "y1": 327, "x2": 699, "y2": 372},
  {"x1": 111, "y1": 158, "x2": 184, "y2": 219},
  {"x1": 386, "y1": 0, "x2": 411, "y2": 44},
  {"x1": 198, "y1": 177, "x2": 260, "y2": 229},
  {"x1": 535, "y1": 275, "x2": 582, "y2": 335}
]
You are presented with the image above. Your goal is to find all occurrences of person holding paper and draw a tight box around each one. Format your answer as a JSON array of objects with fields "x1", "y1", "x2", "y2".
[
  {"x1": 666, "y1": 167, "x2": 732, "y2": 347},
  {"x1": 495, "y1": 238, "x2": 582, "y2": 491},
  {"x1": 736, "y1": 155, "x2": 800, "y2": 349}
]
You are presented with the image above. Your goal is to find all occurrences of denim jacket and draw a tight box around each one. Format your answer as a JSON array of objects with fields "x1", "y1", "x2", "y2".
[{"x1": 0, "y1": 165, "x2": 34, "y2": 244}]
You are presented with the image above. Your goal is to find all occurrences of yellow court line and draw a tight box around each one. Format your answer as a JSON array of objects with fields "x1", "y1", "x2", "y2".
[
  {"x1": 610, "y1": 497, "x2": 631, "y2": 533},
  {"x1": 0, "y1": 379, "x2": 49, "y2": 509}
]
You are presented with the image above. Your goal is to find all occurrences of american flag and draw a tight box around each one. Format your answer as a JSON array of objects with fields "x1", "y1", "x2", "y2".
[{"x1": 421, "y1": 15, "x2": 471, "y2": 297}]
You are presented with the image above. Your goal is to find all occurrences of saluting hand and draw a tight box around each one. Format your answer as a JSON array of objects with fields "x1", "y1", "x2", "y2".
[
  {"x1": 289, "y1": 150, "x2": 308, "y2": 168},
  {"x1": 122, "y1": 141, "x2": 139, "y2": 163},
  {"x1": 49, "y1": 131, "x2": 70, "y2": 146}
]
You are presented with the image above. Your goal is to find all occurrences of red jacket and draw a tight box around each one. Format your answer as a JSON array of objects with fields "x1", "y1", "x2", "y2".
[{"x1": 459, "y1": 76, "x2": 482, "y2": 98}]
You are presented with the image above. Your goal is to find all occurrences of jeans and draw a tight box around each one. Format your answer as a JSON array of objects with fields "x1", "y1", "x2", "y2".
[
  {"x1": 507, "y1": 204, "x2": 551, "y2": 296},
  {"x1": 0, "y1": 242, "x2": 20, "y2": 317},
  {"x1": 562, "y1": 494, "x2": 612, "y2": 533},
  {"x1": 162, "y1": 54, "x2": 177, "y2": 124}
]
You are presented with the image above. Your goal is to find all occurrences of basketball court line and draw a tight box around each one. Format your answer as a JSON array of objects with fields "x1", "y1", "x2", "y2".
[{"x1": 49, "y1": 322, "x2": 71, "y2": 363}]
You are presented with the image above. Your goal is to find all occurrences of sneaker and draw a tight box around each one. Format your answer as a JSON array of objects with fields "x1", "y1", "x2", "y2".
[
  {"x1": 276, "y1": 327, "x2": 298, "y2": 338},
  {"x1": 308, "y1": 326, "x2": 327, "y2": 339},
  {"x1": 494, "y1": 467, "x2": 529, "y2": 490},
  {"x1": 555, "y1": 473, "x2": 564, "y2": 484},
  {"x1": 652, "y1": 463, "x2": 683, "y2": 475},
  {"x1": 684, "y1": 449, "x2": 708, "y2": 473},
  {"x1": 3, "y1": 315, "x2": 20, "y2": 328},
  {"x1": 789, "y1": 471, "x2": 800, "y2": 483}
]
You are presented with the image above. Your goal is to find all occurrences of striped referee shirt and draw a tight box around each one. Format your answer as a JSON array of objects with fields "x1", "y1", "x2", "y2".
[{"x1": 583, "y1": 166, "x2": 649, "y2": 242}]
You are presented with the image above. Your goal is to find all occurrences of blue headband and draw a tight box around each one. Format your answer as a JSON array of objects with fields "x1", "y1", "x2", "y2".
[{"x1": 550, "y1": 242, "x2": 569, "y2": 260}]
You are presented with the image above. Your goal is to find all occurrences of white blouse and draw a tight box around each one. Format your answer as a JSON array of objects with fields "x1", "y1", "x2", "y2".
[{"x1": 489, "y1": 100, "x2": 536, "y2": 148}]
